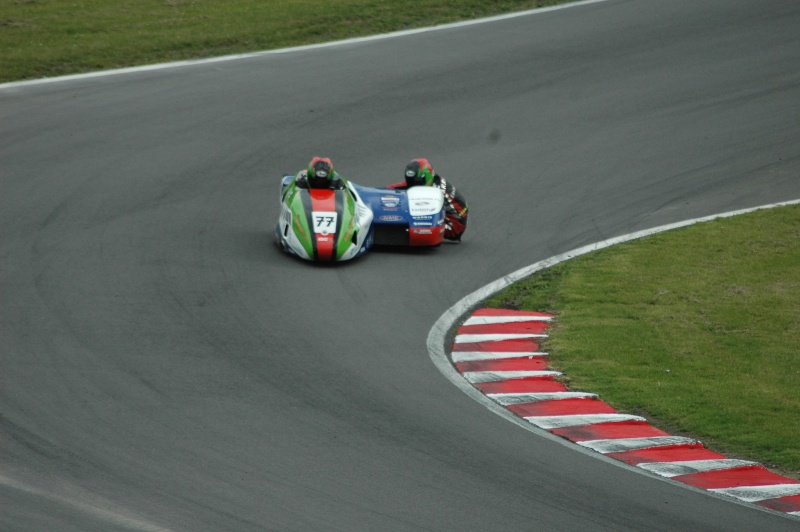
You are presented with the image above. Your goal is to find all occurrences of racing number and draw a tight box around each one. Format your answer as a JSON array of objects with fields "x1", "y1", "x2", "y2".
[
  {"x1": 316, "y1": 215, "x2": 334, "y2": 228},
  {"x1": 311, "y1": 211, "x2": 338, "y2": 234}
]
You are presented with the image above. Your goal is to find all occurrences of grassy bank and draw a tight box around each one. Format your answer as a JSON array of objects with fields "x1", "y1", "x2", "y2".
[
  {"x1": 0, "y1": 0, "x2": 567, "y2": 83},
  {"x1": 488, "y1": 203, "x2": 800, "y2": 478}
]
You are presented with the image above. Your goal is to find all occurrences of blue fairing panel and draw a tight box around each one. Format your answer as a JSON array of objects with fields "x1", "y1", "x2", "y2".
[{"x1": 352, "y1": 185, "x2": 411, "y2": 226}]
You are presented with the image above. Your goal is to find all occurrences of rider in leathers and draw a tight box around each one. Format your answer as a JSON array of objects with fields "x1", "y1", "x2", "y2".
[{"x1": 387, "y1": 158, "x2": 468, "y2": 241}]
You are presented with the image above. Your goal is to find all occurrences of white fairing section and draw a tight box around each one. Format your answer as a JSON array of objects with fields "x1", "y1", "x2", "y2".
[
  {"x1": 339, "y1": 183, "x2": 374, "y2": 261},
  {"x1": 278, "y1": 205, "x2": 312, "y2": 260},
  {"x1": 407, "y1": 186, "x2": 444, "y2": 216}
]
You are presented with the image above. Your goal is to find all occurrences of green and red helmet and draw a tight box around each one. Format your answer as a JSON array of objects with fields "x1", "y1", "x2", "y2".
[
  {"x1": 307, "y1": 157, "x2": 334, "y2": 188},
  {"x1": 404, "y1": 158, "x2": 435, "y2": 187}
]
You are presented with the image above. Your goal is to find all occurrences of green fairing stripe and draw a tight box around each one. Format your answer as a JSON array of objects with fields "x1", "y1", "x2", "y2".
[
  {"x1": 335, "y1": 189, "x2": 356, "y2": 260},
  {"x1": 286, "y1": 185, "x2": 314, "y2": 258},
  {"x1": 299, "y1": 189, "x2": 320, "y2": 259}
]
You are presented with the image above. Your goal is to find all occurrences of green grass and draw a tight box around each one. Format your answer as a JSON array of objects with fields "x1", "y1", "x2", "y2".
[
  {"x1": 0, "y1": 0, "x2": 567, "y2": 83},
  {"x1": 488, "y1": 203, "x2": 800, "y2": 478}
]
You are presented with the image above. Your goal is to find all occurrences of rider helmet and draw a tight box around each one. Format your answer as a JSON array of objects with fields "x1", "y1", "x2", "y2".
[
  {"x1": 307, "y1": 157, "x2": 334, "y2": 188},
  {"x1": 404, "y1": 158, "x2": 435, "y2": 187}
]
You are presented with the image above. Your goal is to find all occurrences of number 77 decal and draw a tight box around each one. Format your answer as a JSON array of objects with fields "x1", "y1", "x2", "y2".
[{"x1": 312, "y1": 211, "x2": 338, "y2": 233}]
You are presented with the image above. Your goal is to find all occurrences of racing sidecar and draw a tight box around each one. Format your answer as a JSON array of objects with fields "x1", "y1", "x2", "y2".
[{"x1": 275, "y1": 174, "x2": 445, "y2": 262}]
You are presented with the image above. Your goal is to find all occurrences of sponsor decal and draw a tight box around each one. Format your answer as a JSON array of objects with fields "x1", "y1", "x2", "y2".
[
  {"x1": 414, "y1": 229, "x2": 433, "y2": 235},
  {"x1": 293, "y1": 215, "x2": 307, "y2": 240},
  {"x1": 413, "y1": 215, "x2": 433, "y2": 220},
  {"x1": 413, "y1": 222, "x2": 433, "y2": 227},
  {"x1": 380, "y1": 195, "x2": 401, "y2": 208},
  {"x1": 342, "y1": 223, "x2": 354, "y2": 245},
  {"x1": 379, "y1": 215, "x2": 405, "y2": 221}
]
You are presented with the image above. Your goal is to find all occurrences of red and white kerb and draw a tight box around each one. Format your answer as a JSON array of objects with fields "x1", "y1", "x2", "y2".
[{"x1": 451, "y1": 308, "x2": 800, "y2": 517}]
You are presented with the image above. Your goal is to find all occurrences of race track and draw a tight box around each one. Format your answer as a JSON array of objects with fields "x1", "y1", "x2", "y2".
[{"x1": 2, "y1": 0, "x2": 800, "y2": 530}]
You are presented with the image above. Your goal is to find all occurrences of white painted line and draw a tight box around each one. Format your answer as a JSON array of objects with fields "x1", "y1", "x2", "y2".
[
  {"x1": 462, "y1": 370, "x2": 561, "y2": 384},
  {"x1": 578, "y1": 436, "x2": 699, "y2": 454},
  {"x1": 525, "y1": 413, "x2": 645, "y2": 429},
  {"x1": 451, "y1": 351, "x2": 548, "y2": 362},
  {"x1": 489, "y1": 392, "x2": 596, "y2": 405},
  {"x1": 463, "y1": 315, "x2": 552, "y2": 325},
  {"x1": 455, "y1": 333, "x2": 547, "y2": 343},
  {"x1": 710, "y1": 484, "x2": 800, "y2": 503},
  {"x1": 638, "y1": 459, "x2": 760, "y2": 478},
  {"x1": 0, "y1": 0, "x2": 611, "y2": 90}
]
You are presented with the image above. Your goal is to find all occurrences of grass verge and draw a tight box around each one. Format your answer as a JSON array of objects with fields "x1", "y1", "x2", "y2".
[
  {"x1": 487, "y1": 203, "x2": 800, "y2": 479},
  {"x1": 1, "y1": 0, "x2": 568, "y2": 83}
]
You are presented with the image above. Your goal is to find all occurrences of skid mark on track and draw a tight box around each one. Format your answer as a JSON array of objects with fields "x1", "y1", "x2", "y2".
[{"x1": 0, "y1": 474, "x2": 173, "y2": 531}]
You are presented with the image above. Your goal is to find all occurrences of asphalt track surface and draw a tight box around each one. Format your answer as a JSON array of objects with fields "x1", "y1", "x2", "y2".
[{"x1": 2, "y1": 0, "x2": 800, "y2": 530}]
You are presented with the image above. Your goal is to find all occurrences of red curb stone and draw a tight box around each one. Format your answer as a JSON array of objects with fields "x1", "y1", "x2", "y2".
[
  {"x1": 550, "y1": 421, "x2": 671, "y2": 442},
  {"x1": 458, "y1": 321, "x2": 551, "y2": 335},
  {"x1": 507, "y1": 398, "x2": 617, "y2": 417},
  {"x1": 756, "y1": 494, "x2": 800, "y2": 513},
  {"x1": 606, "y1": 444, "x2": 726, "y2": 465},
  {"x1": 673, "y1": 466, "x2": 799, "y2": 489},
  {"x1": 452, "y1": 339, "x2": 542, "y2": 352},
  {"x1": 455, "y1": 357, "x2": 550, "y2": 373}
]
